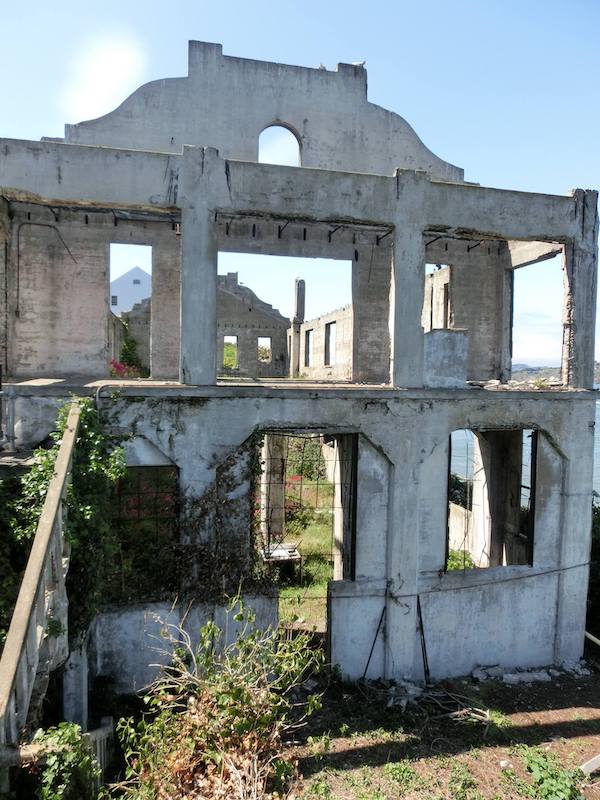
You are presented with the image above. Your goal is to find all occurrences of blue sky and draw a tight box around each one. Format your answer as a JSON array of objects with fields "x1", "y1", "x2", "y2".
[{"x1": 2, "y1": 0, "x2": 599, "y2": 365}]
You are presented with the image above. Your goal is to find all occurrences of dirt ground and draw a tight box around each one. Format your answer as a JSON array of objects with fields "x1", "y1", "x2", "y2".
[{"x1": 286, "y1": 660, "x2": 600, "y2": 799}]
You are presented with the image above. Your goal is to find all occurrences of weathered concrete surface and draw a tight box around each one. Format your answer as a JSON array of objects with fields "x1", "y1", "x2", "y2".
[
  {"x1": 0, "y1": 43, "x2": 597, "y2": 692},
  {"x1": 295, "y1": 305, "x2": 353, "y2": 381},
  {"x1": 63, "y1": 42, "x2": 463, "y2": 182},
  {"x1": 87, "y1": 597, "x2": 278, "y2": 695},
  {"x1": 8, "y1": 382, "x2": 595, "y2": 681},
  {"x1": 423, "y1": 330, "x2": 468, "y2": 388},
  {"x1": 217, "y1": 272, "x2": 289, "y2": 378}
]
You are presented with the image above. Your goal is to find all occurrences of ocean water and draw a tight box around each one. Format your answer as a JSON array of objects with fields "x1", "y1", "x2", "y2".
[{"x1": 451, "y1": 399, "x2": 600, "y2": 496}]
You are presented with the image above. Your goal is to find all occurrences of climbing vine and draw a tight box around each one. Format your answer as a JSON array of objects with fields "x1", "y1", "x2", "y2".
[{"x1": 0, "y1": 398, "x2": 126, "y2": 645}]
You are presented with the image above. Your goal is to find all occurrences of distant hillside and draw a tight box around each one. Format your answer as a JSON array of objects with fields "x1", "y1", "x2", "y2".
[{"x1": 511, "y1": 362, "x2": 600, "y2": 383}]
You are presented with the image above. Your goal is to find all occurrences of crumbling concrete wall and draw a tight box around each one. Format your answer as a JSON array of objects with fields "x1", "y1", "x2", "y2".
[
  {"x1": 3, "y1": 383, "x2": 585, "y2": 682},
  {"x1": 1, "y1": 43, "x2": 597, "y2": 690},
  {"x1": 1, "y1": 203, "x2": 180, "y2": 379},
  {"x1": 217, "y1": 272, "x2": 289, "y2": 377},
  {"x1": 63, "y1": 42, "x2": 464, "y2": 182},
  {"x1": 295, "y1": 305, "x2": 353, "y2": 381}
]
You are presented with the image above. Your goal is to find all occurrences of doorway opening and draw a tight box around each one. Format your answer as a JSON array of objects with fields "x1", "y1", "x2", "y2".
[
  {"x1": 108, "y1": 243, "x2": 152, "y2": 376},
  {"x1": 257, "y1": 432, "x2": 357, "y2": 636}
]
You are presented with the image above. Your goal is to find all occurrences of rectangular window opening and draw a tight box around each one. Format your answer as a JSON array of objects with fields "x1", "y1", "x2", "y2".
[
  {"x1": 257, "y1": 336, "x2": 272, "y2": 363},
  {"x1": 304, "y1": 329, "x2": 314, "y2": 367},
  {"x1": 109, "y1": 466, "x2": 179, "y2": 601},
  {"x1": 109, "y1": 243, "x2": 152, "y2": 316},
  {"x1": 446, "y1": 428, "x2": 537, "y2": 571},
  {"x1": 223, "y1": 335, "x2": 238, "y2": 369},
  {"x1": 217, "y1": 250, "x2": 353, "y2": 381},
  {"x1": 422, "y1": 263, "x2": 451, "y2": 332},
  {"x1": 510, "y1": 242, "x2": 564, "y2": 383},
  {"x1": 324, "y1": 321, "x2": 337, "y2": 366}
]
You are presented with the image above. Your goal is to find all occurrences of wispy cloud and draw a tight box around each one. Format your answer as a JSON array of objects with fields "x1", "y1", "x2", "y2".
[{"x1": 61, "y1": 35, "x2": 147, "y2": 122}]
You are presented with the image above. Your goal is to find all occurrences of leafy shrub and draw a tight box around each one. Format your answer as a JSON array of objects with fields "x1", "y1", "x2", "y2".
[
  {"x1": 120, "y1": 334, "x2": 142, "y2": 371},
  {"x1": 222, "y1": 341, "x2": 238, "y2": 370},
  {"x1": 114, "y1": 602, "x2": 324, "y2": 799},
  {"x1": 29, "y1": 722, "x2": 100, "y2": 800},
  {"x1": 449, "y1": 473, "x2": 472, "y2": 510},
  {"x1": 446, "y1": 548, "x2": 475, "y2": 571},
  {"x1": 286, "y1": 437, "x2": 326, "y2": 482},
  {"x1": 284, "y1": 495, "x2": 316, "y2": 536},
  {"x1": 109, "y1": 359, "x2": 141, "y2": 379}
]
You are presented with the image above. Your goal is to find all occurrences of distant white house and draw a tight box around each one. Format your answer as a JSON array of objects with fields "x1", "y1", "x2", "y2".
[{"x1": 109, "y1": 266, "x2": 151, "y2": 315}]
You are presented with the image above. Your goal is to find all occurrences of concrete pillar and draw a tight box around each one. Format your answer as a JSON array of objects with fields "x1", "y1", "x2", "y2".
[
  {"x1": 294, "y1": 278, "x2": 305, "y2": 324},
  {"x1": 389, "y1": 171, "x2": 428, "y2": 387},
  {"x1": 180, "y1": 147, "x2": 221, "y2": 385},
  {"x1": 382, "y1": 433, "x2": 420, "y2": 680},
  {"x1": 562, "y1": 189, "x2": 599, "y2": 388},
  {"x1": 473, "y1": 430, "x2": 523, "y2": 567},
  {"x1": 352, "y1": 246, "x2": 392, "y2": 383},
  {"x1": 470, "y1": 436, "x2": 491, "y2": 567},
  {"x1": 0, "y1": 199, "x2": 8, "y2": 376},
  {"x1": 449, "y1": 244, "x2": 513, "y2": 382},
  {"x1": 389, "y1": 229, "x2": 425, "y2": 387},
  {"x1": 331, "y1": 439, "x2": 344, "y2": 580},
  {"x1": 289, "y1": 279, "x2": 305, "y2": 378},
  {"x1": 260, "y1": 434, "x2": 287, "y2": 550},
  {"x1": 62, "y1": 645, "x2": 89, "y2": 731},
  {"x1": 151, "y1": 232, "x2": 181, "y2": 379}
]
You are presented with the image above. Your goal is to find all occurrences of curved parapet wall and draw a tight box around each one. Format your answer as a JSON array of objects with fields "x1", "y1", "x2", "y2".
[{"x1": 63, "y1": 41, "x2": 464, "y2": 182}]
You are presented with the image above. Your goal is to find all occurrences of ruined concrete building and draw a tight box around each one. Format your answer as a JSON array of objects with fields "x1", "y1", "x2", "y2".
[{"x1": 0, "y1": 41, "x2": 598, "y2": 731}]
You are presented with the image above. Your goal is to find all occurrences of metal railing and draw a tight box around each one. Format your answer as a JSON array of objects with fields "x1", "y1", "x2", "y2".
[{"x1": 0, "y1": 403, "x2": 80, "y2": 746}]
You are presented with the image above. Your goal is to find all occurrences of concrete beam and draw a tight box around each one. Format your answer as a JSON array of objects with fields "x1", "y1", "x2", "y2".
[
  {"x1": 507, "y1": 240, "x2": 563, "y2": 270},
  {"x1": 426, "y1": 181, "x2": 579, "y2": 243},
  {"x1": 0, "y1": 138, "x2": 178, "y2": 209}
]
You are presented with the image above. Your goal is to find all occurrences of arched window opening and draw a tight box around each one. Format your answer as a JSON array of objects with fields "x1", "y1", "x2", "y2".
[{"x1": 258, "y1": 125, "x2": 301, "y2": 166}]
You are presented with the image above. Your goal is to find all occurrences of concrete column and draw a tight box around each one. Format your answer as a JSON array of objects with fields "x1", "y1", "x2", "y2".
[
  {"x1": 471, "y1": 436, "x2": 492, "y2": 567},
  {"x1": 389, "y1": 228, "x2": 425, "y2": 387},
  {"x1": 0, "y1": 198, "x2": 8, "y2": 375},
  {"x1": 353, "y1": 246, "x2": 392, "y2": 383},
  {"x1": 238, "y1": 329, "x2": 256, "y2": 375},
  {"x1": 180, "y1": 147, "x2": 222, "y2": 385},
  {"x1": 260, "y1": 434, "x2": 287, "y2": 549},
  {"x1": 294, "y1": 278, "x2": 305, "y2": 324},
  {"x1": 331, "y1": 439, "x2": 344, "y2": 580},
  {"x1": 289, "y1": 324, "x2": 301, "y2": 377},
  {"x1": 449, "y1": 244, "x2": 513, "y2": 382},
  {"x1": 289, "y1": 278, "x2": 305, "y2": 378},
  {"x1": 389, "y1": 170, "x2": 428, "y2": 388},
  {"x1": 62, "y1": 645, "x2": 89, "y2": 731},
  {"x1": 151, "y1": 232, "x2": 181, "y2": 379},
  {"x1": 382, "y1": 433, "x2": 420, "y2": 680},
  {"x1": 474, "y1": 430, "x2": 523, "y2": 566},
  {"x1": 562, "y1": 189, "x2": 599, "y2": 388}
]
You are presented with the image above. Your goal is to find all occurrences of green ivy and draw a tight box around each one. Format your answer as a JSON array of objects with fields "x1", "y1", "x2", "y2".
[
  {"x1": 1, "y1": 398, "x2": 126, "y2": 646},
  {"x1": 31, "y1": 722, "x2": 101, "y2": 800}
]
